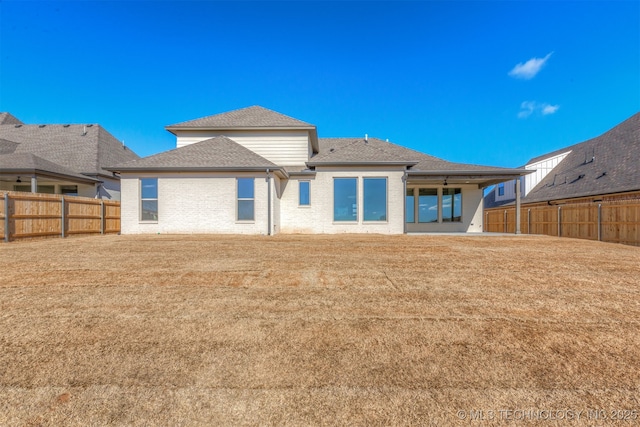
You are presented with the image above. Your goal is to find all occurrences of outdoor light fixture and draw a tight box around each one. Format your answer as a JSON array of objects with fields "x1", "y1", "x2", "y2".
[
  {"x1": 16, "y1": 176, "x2": 21, "y2": 183},
  {"x1": 443, "y1": 178, "x2": 448, "y2": 186}
]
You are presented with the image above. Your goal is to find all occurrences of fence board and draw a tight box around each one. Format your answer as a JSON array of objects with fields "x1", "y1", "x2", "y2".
[
  {"x1": 485, "y1": 198, "x2": 640, "y2": 246},
  {"x1": 1, "y1": 191, "x2": 120, "y2": 242}
]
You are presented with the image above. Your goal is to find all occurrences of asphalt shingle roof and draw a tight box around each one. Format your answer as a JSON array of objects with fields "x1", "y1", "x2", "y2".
[
  {"x1": 0, "y1": 123, "x2": 140, "y2": 177},
  {"x1": 312, "y1": 137, "x2": 517, "y2": 173},
  {"x1": 0, "y1": 153, "x2": 100, "y2": 182},
  {"x1": 0, "y1": 112, "x2": 23, "y2": 125},
  {"x1": 524, "y1": 112, "x2": 640, "y2": 203},
  {"x1": 167, "y1": 106, "x2": 315, "y2": 129},
  {"x1": 110, "y1": 136, "x2": 277, "y2": 170}
]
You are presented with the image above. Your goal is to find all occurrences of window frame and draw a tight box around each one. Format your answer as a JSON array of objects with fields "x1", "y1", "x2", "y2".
[
  {"x1": 363, "y1": 177, "x2": 388, "y2": 222},
  {"x1": 333, "y1": 177, "x2": 358, "y2": 222},
  {"x1": 497, "y1": 183, "x2": 505, "y2": 197},
  {"x1": 441, "y1": 187, "x2": 462, "y2": 223},
  {"x1": 140, "y1": 178, "x2": 158, "y2": 222},
  {"x1": 236, "y1": 177, "x2": 255, "y2": 222},
  {"x1": 298, "y1": 180, "x2": 311, "y2": 207},
  {"x1": 418, "y1": 188, "x2": 439, "y2": 223}
]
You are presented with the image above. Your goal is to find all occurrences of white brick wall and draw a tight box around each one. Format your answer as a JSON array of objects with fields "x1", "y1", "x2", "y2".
[
  {"x1": 279, "y1": 167, "x2": 405, "y2": 234},
  {"x1": 121, "y1": 172, "x2": 270, "y2": 234}
]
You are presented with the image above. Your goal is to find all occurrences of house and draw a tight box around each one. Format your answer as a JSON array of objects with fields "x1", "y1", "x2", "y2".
[
  {"x1": 485, "y1": 112, "x2": 640, "y2": 208},
  {"x1": 110, "y1": 106, "x2": 528, "y2": 235},
  {"x1": 0, "y1": 112, "x2": 140, "y2": 199}
]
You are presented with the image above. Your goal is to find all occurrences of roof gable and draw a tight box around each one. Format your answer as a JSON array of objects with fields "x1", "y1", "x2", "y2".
[
  {"x1": 110, "y1": 135, "x2": 278, "y2": 171},
  {"x1": 166, "y1": 106, "x2": 315, "y2": 129},
  {"x1": 0, "y1": 112, "x2": 23, "y2": 125}
]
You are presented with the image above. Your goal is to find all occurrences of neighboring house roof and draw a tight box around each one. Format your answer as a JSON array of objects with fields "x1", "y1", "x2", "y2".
[
  {"x1": 0, "y1": 112, "x2": 23, "y2": 125},
  {"x1": 109, "y1": 136, "x2": 279, "y2": 172},
  {"x1": 0, "y1": 122, "x2": 139, "y2": 178},
  {"x1": 166, "y1": 106, "x2": 315, "y2": 129},
  {"x1": 524, "y1": 112, "x2": 640, "y2": 203},
  {"x1": 0, "y1": 153, "x2": 100, "y2": 183}
]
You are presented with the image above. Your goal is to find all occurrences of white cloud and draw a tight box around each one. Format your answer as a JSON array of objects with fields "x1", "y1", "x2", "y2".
[
  {"x1": 509, "y1": 52, "x2": 553, "y2": 80},
  {"x1": 518, "y1": 101, "x2": 559, "y2": 118},
  {"x1": 542, "y1": 104, "x2": 560, "y2": 115}
]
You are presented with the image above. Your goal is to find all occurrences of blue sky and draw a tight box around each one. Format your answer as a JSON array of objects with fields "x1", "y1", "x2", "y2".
[{"x1": 1, "y1": 1, "x2": 638, "y2": 167}]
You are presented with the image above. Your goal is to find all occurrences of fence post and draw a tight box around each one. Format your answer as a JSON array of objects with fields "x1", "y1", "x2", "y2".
[
  {"x1": 4, "y1": 194, "x2": 9, "y2": 243},
  {"x1": 527, "y1": 209, "x2": 531, "y2": 234},
  {"x1": 504, "y1": 210, "x2": 507, "y2": 233},
  {"x1": 100, "y1": 200, "x2": 105, "y2": 235},
  {"x1": 61, "y1": 196, "x2": 65, "y2": 238},
  {"x1": 597, "y1": 203, "x2": 602, "y2": 241},
  {"x1": 558, "y1": 206, "x2": 562, "y2": 237}
]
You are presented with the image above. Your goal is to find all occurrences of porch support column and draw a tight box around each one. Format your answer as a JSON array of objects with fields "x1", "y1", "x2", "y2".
[
  {"x1": 515, "y1": 178, "x2": 521, "y2": 234},
  {"x1": 30, "y1": 176, "x2": 37, "y2": 193}
]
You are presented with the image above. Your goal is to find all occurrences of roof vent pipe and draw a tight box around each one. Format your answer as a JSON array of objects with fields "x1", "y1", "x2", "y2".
[
  {"x1": 83, "y1": 125, "x2": 87, "y2": 136},
  {"x1": 365, "y1": 134, "x2": 368, "y2": 142}
]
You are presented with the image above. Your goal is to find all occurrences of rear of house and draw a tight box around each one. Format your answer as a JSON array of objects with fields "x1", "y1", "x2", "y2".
[{"x1": 111, "y1": 106, "x2": 527, "y2": 234}]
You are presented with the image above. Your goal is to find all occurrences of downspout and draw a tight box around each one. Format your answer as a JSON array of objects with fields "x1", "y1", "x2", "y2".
[
  {"x1": 403, "y1": 170, "x2": 407, "y2": 234},
  {"x1": 266, "y1": 169, "x2": 272, "y2": 236}
]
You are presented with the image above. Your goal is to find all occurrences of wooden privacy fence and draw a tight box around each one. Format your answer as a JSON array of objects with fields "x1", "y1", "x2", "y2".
[
  {"x1": 1, "y1": 191, "x2": 120, "y2": 242},
  {"x1": 485, "y1": 199, "x2": 640, "y2": 246}
]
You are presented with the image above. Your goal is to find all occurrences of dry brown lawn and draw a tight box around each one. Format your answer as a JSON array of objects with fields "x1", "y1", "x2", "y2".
[{"x1": 1, "y1": 234, "x2": 639, "y2": 426}]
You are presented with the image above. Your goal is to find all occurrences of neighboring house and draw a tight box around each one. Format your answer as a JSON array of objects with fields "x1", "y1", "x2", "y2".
[
  {"x1": 0, "y1": 112, "x2": 140, "y2": 199},
  {"x1": 485, "y1": 112, "x2": 640, "y2": 208},
  {"x1": 110, "y1": 106, "x2": 528, "y2": 235}
]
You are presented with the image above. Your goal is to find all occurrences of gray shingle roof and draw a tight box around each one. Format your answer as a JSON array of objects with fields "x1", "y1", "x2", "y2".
[
  {"x1": 0, "y1": 112, "x2": 23, "y2": 125},
  {"x1": 524, "y1": 112, "x2": 640, "y2": 203},
  {"x1": 166, "y1": 106, "x2": 315, "y2": 129},
  {"x1": 0, "y1": 153, "x2": 100, "y2": 182},
  {"x1": 312, "y1": 137, "x2": 519, "y2": 173},
  {"x1": 0, "y1": 123, "x2": 139, "y2": 177},
  {"x1": 110, "y1": 136, "x2": 278, "y2": 171}
]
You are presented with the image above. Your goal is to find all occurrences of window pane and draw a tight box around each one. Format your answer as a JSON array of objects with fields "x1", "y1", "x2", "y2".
[
  {"x1": 418, "y1": 188, "x2": 438, "y2": 223},
  {"x1": 237, "y1": 178, "x2": 254, "y2": 199},
  {"x1": 334, "y1": 178, "x2": 357, "y2": 221},
  {"x1": 141, "y1": 200, "x2": 158, "y2": 221},
  {"x1": 498, "y1": 183, "x2": 504, "y2": 196},
  {"x1": 299, "y1": 181, "x2": 310, "y2": 206},
  {"x1": 237, "y1": 200, "x2": 255, "y2": 221},
  {"x1": 442, "y1": 188, "x2": 462, "y2": 222},
  {"x1": 406, "y1": 188, "x2": 415, "y2": 223},
  {"x1": 364, "y1": 178, "x2": 387, "y2": 221},
  {"x1": 141, "y1": 178, "x2": 158, "y2": 199}
]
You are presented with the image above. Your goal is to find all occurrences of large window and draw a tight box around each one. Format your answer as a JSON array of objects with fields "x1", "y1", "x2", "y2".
[
  {"x1": 237, "y1": 178, "x2": 255, "y2": 221},
  {"x1": 140, "y1": 178, "x2": 158, "y2": 221},
  {"x1": 418, "y1": 188, "x2": 438, "y2": 223},
  {"x1": 363, "y1": 178, "x2": 387, "y2": 221},
  {"x1": 333, "y1": 178, "x2": 357, "y2": 221},
  {"x1": 299, "y1": 181, "x2": 310, "y2": 206},
  {"x1": 442, "y1": 188, "x2": 462, "y2": 222},
  {"x1": 405, "y1": 188, "x2": 415, "y2": 223},
  {"x1": 498, "y1": 183, "x2": 505, "y2": 196}
]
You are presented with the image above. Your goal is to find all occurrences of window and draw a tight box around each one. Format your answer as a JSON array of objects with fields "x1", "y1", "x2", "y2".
[
  {"x1": 418, "y1": 188, "x2": 438, "y2": 223},
  {"x1": 333, "y1": 178, "x2": 357, "y2": 221},
  {"x1": 299, "y1": 181, "x2": 310, "y2": 206},
  {"x1": 363, "y1": 178, "x2": 387, "y2": 221},
  {"x1": 140, "y1": 178, "x2": 158, "y2": 221},
  {"x1": 237, "y1": 178, "x2": 254, "y2": 221},
  {"x1": 405, "y1": 188, "x2": 415, "y2": 223},
  {"x1": 61, "y1": 185, "x2": 78, "y2": 196},
  {"x1": 442, "y1": 188, "x2": 462, "y2": 222},
  {"x1": 498, "y1": 183, "x2": 505, "y2": 196}
]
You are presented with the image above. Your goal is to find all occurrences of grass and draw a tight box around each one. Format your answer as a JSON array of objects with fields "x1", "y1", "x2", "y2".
[{"x1": 1, "y1": 234, "x2": 639, "y2": 426}]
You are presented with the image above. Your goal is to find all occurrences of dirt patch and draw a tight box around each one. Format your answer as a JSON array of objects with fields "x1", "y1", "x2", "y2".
[{"x1": 1, "y1": 234, "x2": 639, "y2": 425}]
